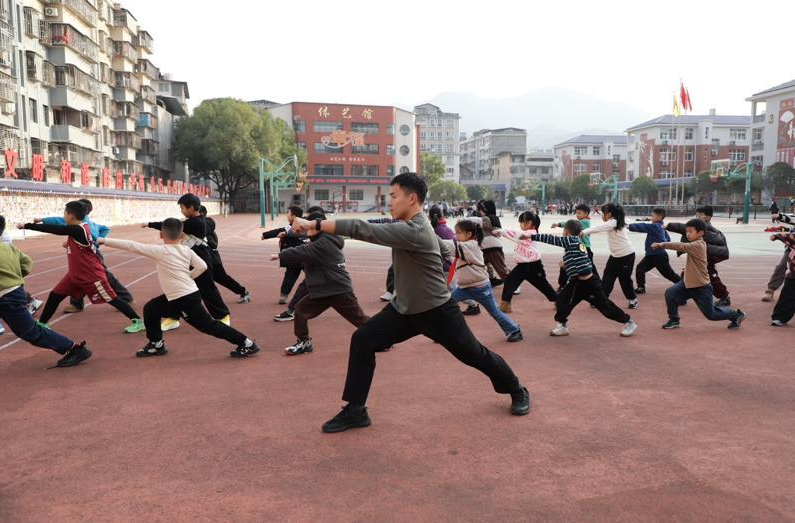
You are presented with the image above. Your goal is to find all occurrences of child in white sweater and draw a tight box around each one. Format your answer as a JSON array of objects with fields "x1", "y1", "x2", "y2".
[
  {"x1": 498, "y1": 211, "x2": 557, "y2": 313},
  {"x1": 100, "y1": 218, "x2": 259, "y2": 358},
  {"x1": 581, "y1": 203, "x2": 638, "y2": 309},
  {"x1": 442, "y1": 220, "x2": 523, "y2": 342}
]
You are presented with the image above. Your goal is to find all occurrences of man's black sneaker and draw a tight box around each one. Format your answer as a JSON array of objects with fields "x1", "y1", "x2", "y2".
[
  {"x1": 322, "y1": 404, "x2": 371, "y2": 433},
  {"x1": 490, "y1": 278, "x2": 504, "y2": 288},
  {"x1": 230, "y1": 342, "x2": 260, "y2": 358},
  {"x1": 136, "y1": 342, "x2": 168, "y2": 358},
  {"x1": 285, "y1": 338, "x2": 313, "y2": 356},
  {"x1": 463, "y1": 304, "x2": 481, "y2": 316},
  {"x1": 510, "y1": 386, "x2": 531, "y2": 416},
  {"x1": 662, "y1": 319, "x2": 681, "y2": 329},
  {"x1": 507, "y1": 330, "x2": 523, "y2": 342},
  {"x1": 728, "y1": 310, "x2": 747, "y2": 330},
  {"x1": 634, "y1": 287, "x2": 646, "y2": 294},
  {"x1": 273, "y1": 310, "x2": 294, "y2": 322},
  {"x1": 56, "y1": 342, "x2": 92, "y2": 367},
  {"x1": 714, "y1": 296, "x2": 731, "y2": 307}
]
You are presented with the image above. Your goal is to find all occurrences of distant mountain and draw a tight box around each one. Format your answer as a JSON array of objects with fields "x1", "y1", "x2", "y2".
[{"x1": 419, "y1": 87, "x2": 652, "y2": 149}]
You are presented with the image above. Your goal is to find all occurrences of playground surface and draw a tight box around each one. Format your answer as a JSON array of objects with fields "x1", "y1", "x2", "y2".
[{"x1": 1, "y1": 213, "x2": 793, "y2": 521}]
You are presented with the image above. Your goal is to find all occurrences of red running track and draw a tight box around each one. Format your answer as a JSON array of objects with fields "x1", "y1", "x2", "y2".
[{"x1": 1, "y1": 214, "x2": 793, "y2": 520}]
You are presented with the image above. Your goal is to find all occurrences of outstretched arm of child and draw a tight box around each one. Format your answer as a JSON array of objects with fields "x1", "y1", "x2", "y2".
[
  {"x1": 277, "y1": 241, "x2": 323, "y2": 266},
  {"x1": 100, "y1": 237, "x2": 161, "y2": 259},
  {"x1": 530, "y1": 233, "x2": 571, "y2": 248},
  {"x1": 261, "y1": 227, "x2": 287, "y2": 240}
]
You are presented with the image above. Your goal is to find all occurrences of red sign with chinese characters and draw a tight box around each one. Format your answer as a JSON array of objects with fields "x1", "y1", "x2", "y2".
[
  {"x1": 307, "y1": 176, "x2": 390, "y2": 185},
  {"x1": 80, "y1": 163, "x2": 90, "y2": 186},
  {"x1": 32, "y1": 154, "x2": 44, "y2": 181},
  {"x1": 4, "y1": 149, "x2": 18, "y2": 178},
  {"x1": 61, "y1": 160, "x2": 72, "y2": 184}
]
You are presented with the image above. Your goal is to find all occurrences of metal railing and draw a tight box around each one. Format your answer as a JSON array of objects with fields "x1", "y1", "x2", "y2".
[{"x1": 45, "y1": 0, "x2": 97, "y2": 25}]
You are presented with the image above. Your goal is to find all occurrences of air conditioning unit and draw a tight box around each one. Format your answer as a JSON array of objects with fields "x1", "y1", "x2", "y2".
[
  {"x1": 1, "y1": 102, "x2": 15, "y2": 114},
  {"x1": 44, "y1": 7, "x2": 59, "y2": 16}
]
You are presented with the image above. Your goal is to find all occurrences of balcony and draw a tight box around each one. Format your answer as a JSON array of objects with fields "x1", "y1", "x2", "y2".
[
  {"x1": 114, "y1": 72, "x2": 141, "y2": 92},
  {"x1": 51, "y1": 125, "x2": 99, "y2": 150},
  {"x1": 54, "y1": 65, "x2": 99, "y2": 97},
  {"x1": 752, "y1": 141, "x2": 764, "y2": 151},
  {"x1": 112, "y1": 87, "x2": 136, "y2": 103},
  {"x1": 0, "y1": 70, "x2": 15, "y2": 103},
  {"x1": 135, "y1": 59, "x2": 160, "y2": 81},
  {"x1": 50, "y1": 86, "x2": 96, "y2": 114},
  {"x1": 136, "y1": 112, "x2": 158, "y2": 130},
  {"x1": 114, "y1": 131, "x2": 142, "y2": 150},
  {"x1": 140, "y1": 85, "x2": 156, "y2": 104},
  {"x1": 753, "y1": 114, "x2": 766, "y2": 123},
  {"x1": 112, "y1": 40, "x2": 138, "y2": 63},
  {"x1": 138, "y1": 127, "x2": 158, "y2": 140},
  {"x1": 50, "y1": 24, "x2": 100, "y2": 62},
  {"x1": 134, "y1": 30, "x2": 153, "y2": 52},
  {"x1": 45, "y1": 0, "x2": 98, "y2": 25},
  {"x1": 113, "y1": 116, "x2": 136, "y2": 132}
]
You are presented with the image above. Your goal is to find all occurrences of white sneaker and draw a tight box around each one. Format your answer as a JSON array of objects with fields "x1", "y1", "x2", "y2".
[
  {"x1": 161, "y1": 318, "x2": 180, "y2": 331},
  {"x1": 513, "y1": 287, "x2": 522, "y2": 295},
  {"x1": 621, "y1": 319, "x2": 638, "y2": 337},
  {"x1": 628, "y1": 299, "x2": 638, "y2": 310},
  {"x1": 380, "y1": 292, "x2": 394, "y2": 302},
  {"x1": 771, "y1": 319, "x2": 786, "y2": 326},
  {"x1": 0, "y1": 322, "x2": 5, "y2": 335},
  {"x1": 550, "y1": 323, "x2": 570, "y2": 336},
  {"x1": 28, "y1": 298, "x2": 44, "y2": 314}
]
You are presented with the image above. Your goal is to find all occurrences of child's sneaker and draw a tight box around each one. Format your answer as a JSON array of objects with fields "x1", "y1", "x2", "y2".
[
  {"x1": 506, "y1": 330, "x2": 523, "y2": 342},
  {"x1": 56, "y1": 341, "x2": 92, "y2": 367},
  {"x1": 322, "y1": 404, "x2": 371, "y2": 433},
  {"x1": 499, "y1": 301, "x2": 512, "y2": 313},
  {"x1": 634, "y1": 287, "x2": 646, "y2": 294},
  {"x1": 728, "y1": 310, "x2": 747, "y2": 330},
  {"x1": 230, "y1": 341, "x2": 260, "y2": 358},
  {"x1": 509, "y1": 386, "x2": 531, "y2": 415},
  {"x1": 762, "y1": 289, "x2": 775, "y2": 302},
  {"x1": 28, "y1": 298, "x2": 43, "y2": 314},
  {"x1": 238, "y1": 291, "x2": 251, "y2": 304},
  {"x1": 273, "y1": 309, "x2": 295, "y2": 322},
  {"x1": 124, "y1": 318, "x2": 145, "y2": 334},
  {"x1": 463, "y1": 304, "x2": 481, "y2": 316},
  {"x1": 0, "y1": 323, "x2": 5, "y2": 334},
  {"x1": 36, "y1": 320, "x2": 50, "y2": 330},
  {"x1": 513, "y1": 287, "x2": 522, "y2": 295},
  {"x1": 620, "y1": 319, "x2": 638, "y2": 337},
  {"x1": 278, "y1": 294, "x2": 288, "y2": 304},
  {"x1": 137, "y1": 341, "x2": 168, "y2": 357},
  {"x1": 771, "y1": 319, "x2": 787, "y2": 326},
  {"x1": 490, "y1": 278, "x2": 504, "y2": 288},
  {"x1": 380, "y1": 291, "x2": 394, "y2": 302},
  {"x1": 628, "y1": 299, "x2": 638, "y2": 310},
  {"x1": 161, "y1": 318, "x2": 180, "y2": 331},
  {"x1": 285, "y1": 338, "x2": 313, "y2": 355},
  {"x1": 662, "y1": 319, "x2": 681, "y2": 329},
  {"x1": 550, "y1": 323, "x2": 569, "y2": 336},
  {"x1": 220, "y1": 315, "x2": 231, "y2": 326}
]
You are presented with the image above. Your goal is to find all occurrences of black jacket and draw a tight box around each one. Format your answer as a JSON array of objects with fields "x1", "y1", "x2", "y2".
[
  {"x1": 278, "y1": 233, "x2": 353, "y2": 299},
  {"x1": 666, "y1": 222, "x2": 729, "y2": 260},
  {"x1": 262, "y1": 225, "x2": 307, "y2": 269},
  {"x1": 148, "y1": 215, "x2": 212, "y2": 264}
]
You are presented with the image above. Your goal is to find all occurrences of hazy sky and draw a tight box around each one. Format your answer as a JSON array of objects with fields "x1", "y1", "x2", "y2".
[{"x1": 129, "y1": 0, "x2": 790, "y2": 116}]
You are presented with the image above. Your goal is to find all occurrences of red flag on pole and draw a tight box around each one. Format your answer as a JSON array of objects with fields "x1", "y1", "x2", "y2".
[
  {"x1": 685, "y1": 87, "x2": 693, "y2": 111},
  {"x1": 680, "y1": 81, "x2": 688, "y2": 114}
]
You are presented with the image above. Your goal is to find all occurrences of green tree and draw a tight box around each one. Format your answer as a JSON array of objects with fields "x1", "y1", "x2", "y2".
[
  {"x1": 630, "y1": 175, "x2": 657, "y2": 203},
  {"x1": 420, "y1": 152, "x2": 446, "y2": 187},
  {"x1": 429, "y1": 179, "x2": 467, "y2": 203},
  {"x1": 766, "y1": 161, "x2": 795, "y2": 193},
  {"x1": 548, "y1": 180, "x2": 571, "y2": 201},
  {"x1": 174, "y1": 98, "x2": 304, "y2": 208},
  {"x1": 570, "y1": 174, "x2": 599, "y2": 201},
  {"x1": 506, "y1": 192, "x2": 517, "y2": 206},
  {"x1": 689, "y1": 170, "x2": 724, "y2": 199},
  {"x1": 466, "y1": 184, "x2": 493, "y2": 201}
]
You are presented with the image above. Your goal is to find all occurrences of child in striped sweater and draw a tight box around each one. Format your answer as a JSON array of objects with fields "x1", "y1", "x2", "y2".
[
  {"x1": 498, "y1": 211, "x2": 556, "y2": 313},
  {"x1": 532, "y1": 220, "x2": 638, "y2": 337}
]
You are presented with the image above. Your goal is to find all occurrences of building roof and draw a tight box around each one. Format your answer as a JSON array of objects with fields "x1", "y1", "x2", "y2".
[
  {"x1": 749, "y1": 79, "x2": 795, "y2": 99},
  {"x1": 471, "y1": 127, "x2": 526, "y2": 137},
  {"x1": 555, "y1": 134, "x2": 627, "y2": 147},
  {"x1": 414, "y1": 103, "x2": 440, "y2": 110},
  {"x1": 626, "y1": 115, "x2": 750, "y2": 131}
]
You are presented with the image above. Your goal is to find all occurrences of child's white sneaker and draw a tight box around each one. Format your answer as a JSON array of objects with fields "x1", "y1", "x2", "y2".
[
  {"x1": 550, "y1": 323, "x2": 570, "y2": 336},
  {"x1": 621, "y1": 319, "x2": 638, "y2": 337}
]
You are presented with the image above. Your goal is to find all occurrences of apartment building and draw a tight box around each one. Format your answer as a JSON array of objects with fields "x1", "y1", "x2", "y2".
[
  {"x1": 0, "y1": 0, "x2": 189, "y2": 189},
  {"x1": 414, "y1": 103, "x2": 460, "y2": 183},
  {"x1": 553, "y1": 135, "x2": 627, "y2": 181}
]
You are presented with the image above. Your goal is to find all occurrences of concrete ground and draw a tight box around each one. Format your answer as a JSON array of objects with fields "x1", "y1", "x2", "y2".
[{"x1": 0, "y1": 213, "x2": 793, "y2": 522}]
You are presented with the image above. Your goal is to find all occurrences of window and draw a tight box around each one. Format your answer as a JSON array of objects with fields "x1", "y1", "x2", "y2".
[
  {"x1": 612, "y1": 154, "x2": 620, "y2": 167},
  {"x1": 313, "y1": 121, "x2": 343, "y2": 133},
  {"x1": 592, "y1": 146, "x2": 601, "y2": 156},
  {"x1": 387, "y1": 144, "x2": 395, "y2": 156},
  {"x1": 29, "y1": 98, "x2": 37, "y2": 124},
  {"x1": 348, "y1": 190, "x2": 364, "y2": 201},
  {"x1": 660, "y1": 149, "x2": 675, "y2": 163},
  {"x1": 81, "y1": 112, "x2": 94, "y2": 130},
  {"x1": 729, "y1": 128, "x2": 746, "y2": 140},
  {"x1": 660, "y1": 128, "x2": 677, "y2": 140},
  {"x1": 351, "y1": 165, "x2": 379, "y2": 176},
  {"x1": 685, "y1": 148, "x2": 694, "y2": 161},
  {"x1": 399, "y1": 145, "x2": 410, "y2": 156},
  {"x1": 298, "y1": 142, "x2": 307, "y2": 151},
  {"x1": 43, "y1": 105, "x2": 50, "y2": 126},
  {"x1": 351, "y1": 144, "x2": 379, "y2": 155},
  {"x1": 386, "y1": 123, "x2": 395, "y2": 135},
  {"x1": 730, "y1": 150, "x2": 746, "y2": 162},
  {"x1": 705, "y1": 127, "x2": 710, "y2": 139},
  {"x1": 386, "y1": 165, "x2": 395, "y2": 177},
  {"x1": 314, "y1": 164, "x2": 343, "y2": 176},
  {"x1": 315, "y1": 189, "x2": 329, "y2": 200},
  {"x1": 574, "y1": 163, "x2": 586, "y2": 175},
  {"x1": 752, "y1": 128, "x2": 763, "y2": 143},
  {"x1": 314, "y1": 142, "x2": 338, "y2": 154},
  {"x1": 685, "y1": 127, "x2": 694, "y2": 140},
  {"x1": 293, "y1": 119, "x2": 306, "y2": 133},
  {"x1": 351, "y1": 122, "x2": 379, "y2": 134},
  {"x1": 573, "y1": 146, "x2": 587, "y2": 156},
  {"x1": 711, "y1": 138, "x2": 720, "y2": 153},
  {"x1": 437, "y1": 131, "x2": 442, "y2": 139},
  {"x1": 399, "y1": 124, "x2": 410, "y2": 136}
]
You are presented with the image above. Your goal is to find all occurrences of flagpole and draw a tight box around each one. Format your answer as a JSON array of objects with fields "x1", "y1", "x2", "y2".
[{"x1": 668, "y1": 96, "x2": 675, "y2": 206}]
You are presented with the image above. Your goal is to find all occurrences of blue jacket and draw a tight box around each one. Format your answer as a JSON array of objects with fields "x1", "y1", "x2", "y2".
[
  {"x1": 42, "y1": 217, "x2": 110, "y2": 244},
  {"x1": 628, "y1": 222, "x2": 670, "y2": 256}
]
